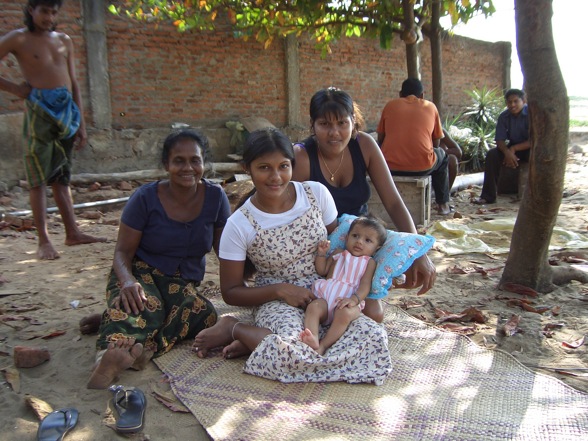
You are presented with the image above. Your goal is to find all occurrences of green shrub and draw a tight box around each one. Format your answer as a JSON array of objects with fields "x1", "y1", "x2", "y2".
[
  {"x1": 570, "y1": 119, "x2": 588, "y2": 128},
  {"x1": 446, "y1": 87, "x2": 504, "y2": 173}
]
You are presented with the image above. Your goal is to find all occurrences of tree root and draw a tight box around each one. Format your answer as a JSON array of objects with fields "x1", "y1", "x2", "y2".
[{"x1": 551, "y1": 266, "x2": 588, "y2": 286}]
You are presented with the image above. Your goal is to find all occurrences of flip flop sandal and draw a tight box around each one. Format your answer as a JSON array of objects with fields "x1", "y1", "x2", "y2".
[
  {"x1": 109, "y1": 385, "x2": 146, "y2": 433},
  {"x1": 37, "y1": 408, "x2": 79, "y2": 441}
]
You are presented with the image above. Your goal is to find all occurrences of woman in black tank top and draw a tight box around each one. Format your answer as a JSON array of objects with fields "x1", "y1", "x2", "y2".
[{"x1": 292, "y1": 87, "x2": 437, "y2": 323}]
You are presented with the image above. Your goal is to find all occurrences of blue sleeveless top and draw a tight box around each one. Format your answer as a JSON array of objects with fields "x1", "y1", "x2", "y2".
[{"x1": 300, "y1": 135, "x2": 371, "y2": 217}]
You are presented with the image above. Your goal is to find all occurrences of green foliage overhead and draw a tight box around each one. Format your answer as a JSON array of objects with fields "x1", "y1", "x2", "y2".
[{"x1": 108, "y1": 1, "x2": 495, "y2": 51}]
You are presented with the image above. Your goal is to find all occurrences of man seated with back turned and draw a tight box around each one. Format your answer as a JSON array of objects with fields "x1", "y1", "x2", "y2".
[
  {"x1": 377, "y1": 78, "x2": 452, "y2": 215},
  {"x1": 473, "y1": 88, "x2": 530, "y2": 205}
]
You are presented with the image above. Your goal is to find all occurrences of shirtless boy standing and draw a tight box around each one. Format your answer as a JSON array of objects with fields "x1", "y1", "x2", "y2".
[{"x1": 0, "y1": 0, "x2": 105, "y2": 259}]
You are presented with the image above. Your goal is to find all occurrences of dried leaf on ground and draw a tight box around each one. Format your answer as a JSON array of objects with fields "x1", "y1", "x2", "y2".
[
  {"x1": 435, "y1": 307, "x2": 486, "y2": 324},
  {"x1": 542, "y1": 322, "x2": 565, "y2": 338},
  {"x1": 448, "y1": 265, "x2": 479, "y2": 274},
  {"x1": 151, "y1": 379, "x2": 190, "y2": 413},
  {"x1": 501, "y1": 282, "x2": 539, "y2": 297},
  {"x1": 447, "y1": 265, "x2": 503, "y2": 276},
  {"x1": 6, "y1": 304, "x2": 41, "y2": 313},
  {"x1": 503, "y1": 314, "x2": 521, "y2": 336},
  {"x1": 562, "y1": 335, "x2": 585, "y2": 349},
  {"x1": 400, "y1": 299, "x2": 425, "y2": 310},
  {"x1": 40, "y1": 330, "x2": 67, "y2": 339},
  {"x1": 434, "y1": 307, "x2": 453, "y2": 318},
  {"x1": 438, "y1": 322, "x2": 477, "y2": 335},
  {"x1": 22, "y1": 329, "x2": 67, "y2": 340},
  {"x1": 1, "y1": 314, "x2": 33, "y2": 322},
  {"x1": 2, "y1": 367, "x2": 20, "y2": 393},
  {"x1": 504, "y1": 298, "x2": 550, "y2": 314},
  {"x1": 24, "y1": 395, "x2": 53, "y2": 420}
]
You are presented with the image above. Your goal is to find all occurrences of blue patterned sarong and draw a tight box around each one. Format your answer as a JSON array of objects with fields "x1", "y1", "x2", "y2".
[{"x1": 23, "y1": 87, "x2": 81, "y2": 187}]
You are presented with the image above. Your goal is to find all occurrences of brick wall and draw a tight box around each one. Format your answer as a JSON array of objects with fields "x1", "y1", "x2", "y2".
[
  {"x1": 105, "y1": 17, "x2": 288, "y2": 129},
  {"x1": 0, "y1": 1, "x2": 508, "y2": 183}
]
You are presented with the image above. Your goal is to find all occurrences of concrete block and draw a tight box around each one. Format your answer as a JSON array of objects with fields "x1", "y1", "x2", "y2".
[{"x1": 368, "y1": 176, "x2": 431, "y2": 228}]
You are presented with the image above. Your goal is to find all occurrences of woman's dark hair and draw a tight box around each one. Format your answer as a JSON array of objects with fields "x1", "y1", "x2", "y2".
[
  {"x1": 309, "y1": 87, "x2": 365, "y2": 135},
  {"x1": 241, "y1": 127, "x2": 295, "y2": 170},
  {"x1": 161, "y1": 129, "x2": 211, "y2": 167},
  {"x1": 349, "y1": 214, "x2": 388, "y2": 248},
  {"x1": 24, "y1": 0, "x2": 63, "y2": 32}
]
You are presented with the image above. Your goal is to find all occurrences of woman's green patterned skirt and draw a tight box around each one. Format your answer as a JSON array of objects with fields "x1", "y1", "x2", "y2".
[{"x1": 96, "y1": 259, "x2": 217, "y2": 357}]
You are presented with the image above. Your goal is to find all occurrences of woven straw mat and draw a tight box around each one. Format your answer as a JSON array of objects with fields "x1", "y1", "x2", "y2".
[{"x1": 154, "y1": 297, "x2": 588, "y2": 441}]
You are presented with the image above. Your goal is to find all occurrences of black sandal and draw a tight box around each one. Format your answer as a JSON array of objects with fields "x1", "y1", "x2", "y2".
[
  {"x1": 109, "y1": 385, "x2": 146, "y2": 433},
  {"x1": 37, "y1": 408, "x2": 79, "y2": 441}
]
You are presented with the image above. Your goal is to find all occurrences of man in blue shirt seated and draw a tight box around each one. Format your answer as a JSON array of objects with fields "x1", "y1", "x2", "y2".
[{"x1": 473, "y1": 88, "x2": 530, "y2": 204}]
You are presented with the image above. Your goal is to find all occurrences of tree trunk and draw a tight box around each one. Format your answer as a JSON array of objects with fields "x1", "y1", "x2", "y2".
[
  {"x1": 429, "y1": 0, "x2": 443, "y2": 116},
  {"x1": 500, "y1": 0, "x2": 569, "y2": 292},
  {"x1": 405, "y1": 43, "x2": 421, "y2": 78},
  {"x1": 402, "y1": 0, "x2": 421, "y2": 78}
]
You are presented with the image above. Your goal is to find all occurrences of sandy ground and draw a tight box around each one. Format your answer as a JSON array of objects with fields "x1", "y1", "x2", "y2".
[{"x1": 1, "y1": 148, "x2": 587, "y2": 440}]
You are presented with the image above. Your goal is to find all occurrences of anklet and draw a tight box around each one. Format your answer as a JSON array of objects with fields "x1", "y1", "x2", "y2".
[{"x1": 231, "y1": 322, "x2": 241, "y2": 341}]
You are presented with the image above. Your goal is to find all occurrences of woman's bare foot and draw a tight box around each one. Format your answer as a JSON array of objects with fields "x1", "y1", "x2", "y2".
[
  {"x1": 87, "y1": 338, "x2": 143, "y2": 389},
  {"x1": 37, "y1": 241, "x2": 60, "y2": 260},
  {"x1": 193, "y1": 316, "x2": 238, "y2": 358},
  {"x1": 299, "y1": 328, "x2": 320, "y2": 351},
  {"x1": 79, "y1": 313, "x2": 102, "y2": 335},
  {"x1": 131, "y1": 349, "x2": 155, "y2": 371},
  {"x1": 222, "y1": 339, "x2": 251, "y2": 359},
  {"x1": 65, "y1": 232, "x2": 107, "y2": 246}
]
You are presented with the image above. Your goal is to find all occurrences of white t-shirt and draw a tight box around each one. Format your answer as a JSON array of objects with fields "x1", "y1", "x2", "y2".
[{"x1": 219, "y1": 181, "x2": 337, "y2": 261}]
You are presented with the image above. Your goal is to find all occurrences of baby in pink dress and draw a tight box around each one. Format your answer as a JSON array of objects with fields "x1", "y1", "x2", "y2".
[{"x1": 300, "y1": 216, "x2": 387, "y2": 355}]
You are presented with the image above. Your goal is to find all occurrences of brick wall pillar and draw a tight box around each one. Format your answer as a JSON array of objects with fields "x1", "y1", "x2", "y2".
[{"x1": 81, "y1": 0, "x2": 112, "y2": 129}]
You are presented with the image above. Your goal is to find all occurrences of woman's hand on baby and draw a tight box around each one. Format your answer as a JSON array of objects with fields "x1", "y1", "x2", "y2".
[
  {"x1": 113, "y1": 281, "x2": 147, "y2": 315},
  {"x1": 276, "y1": 283, "x2": 315, "y2": 308},
  {"x1": 336, "y1": 297, "x2": 357, "y2": 309}
]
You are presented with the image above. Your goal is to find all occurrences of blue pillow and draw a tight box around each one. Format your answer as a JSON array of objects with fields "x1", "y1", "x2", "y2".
[{"x1": 328, "y1": 214, "x2": 436, "y2": 299}]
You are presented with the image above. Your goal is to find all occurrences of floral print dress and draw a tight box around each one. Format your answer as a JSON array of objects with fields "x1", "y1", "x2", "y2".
[{"x1": 241, "y1": 184, "x2": 392, "y2": 385}]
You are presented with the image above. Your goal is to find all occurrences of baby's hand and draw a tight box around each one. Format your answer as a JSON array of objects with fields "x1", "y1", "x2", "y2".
[
  {"x1": 336, "y1": 297, "x2": 354, "y2": 309},
  {"x1": 317, "y1": 240, "x2": 330, "y2": 254}
]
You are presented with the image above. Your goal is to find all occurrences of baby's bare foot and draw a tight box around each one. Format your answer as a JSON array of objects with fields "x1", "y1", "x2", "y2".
[
  {"x1": 300, "y1": 328, "x2": 320, "y2": 351},
  {"x1": 193, "y1": 316, "x2": 238, "y2": 358},
  {"x1": 87, "y1": 338, "x2": 143, "y2": 389}
]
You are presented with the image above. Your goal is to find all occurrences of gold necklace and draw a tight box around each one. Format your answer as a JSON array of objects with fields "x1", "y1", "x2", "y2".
[
  {"x1": 318, "y1": 146, "x2": 345, "y2": 182},
  {"x1": 253, "y1": 184, "x2": 295, "y2": 213}
]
